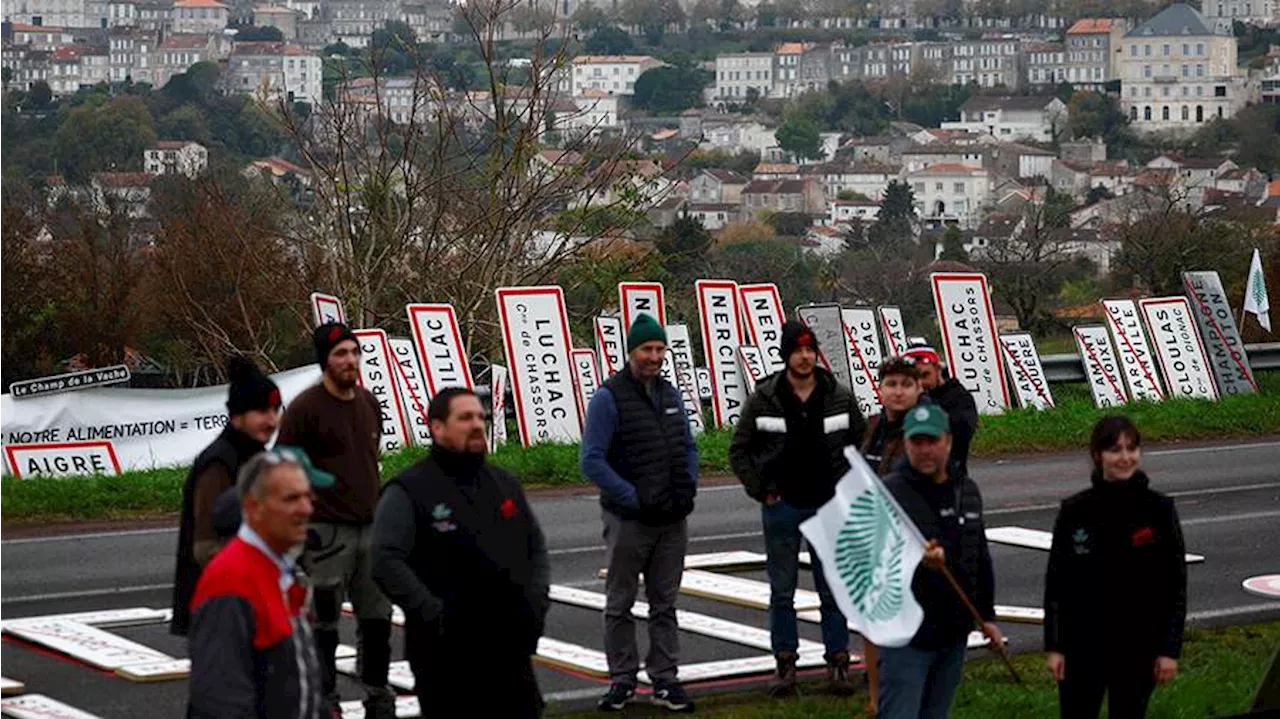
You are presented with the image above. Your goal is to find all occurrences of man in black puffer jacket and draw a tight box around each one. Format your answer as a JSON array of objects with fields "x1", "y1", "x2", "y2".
[
  {"x1": 581, "y1": 314, "x2": 699, "y2": 713},
  {"x1": 730, "y1": 320, "x2": 866, "y2": 696}
]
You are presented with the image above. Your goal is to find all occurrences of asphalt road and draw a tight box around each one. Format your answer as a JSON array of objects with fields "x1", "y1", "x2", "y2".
[{"x1": 3, "y1": 438, "x2": 1280, "y2": 716}]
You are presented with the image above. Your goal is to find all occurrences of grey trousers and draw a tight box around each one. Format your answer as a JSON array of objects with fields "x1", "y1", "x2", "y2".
[{"x1": 602, "y1": 510, "x2": 688, "y2": 685}]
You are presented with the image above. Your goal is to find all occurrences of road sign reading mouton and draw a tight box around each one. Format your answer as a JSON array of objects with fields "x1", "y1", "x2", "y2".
[
  {"x1": 930, "y1": 273, "x2": 1009, "y2": 415},
  {"x1": 1182, "y1": 271, "x2": 1257, "y2": 396},
  {"x1": 495, "y1": 286, "x2": 582, "y2": 446}
]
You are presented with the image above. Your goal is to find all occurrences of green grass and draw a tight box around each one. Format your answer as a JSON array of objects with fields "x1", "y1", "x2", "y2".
[
  {"x1": 553, "y1": 622, "x2": 1280, "y2": 718},
  {"x1": 3, "y1": 376, "x2": 1278, "y2": 522}
]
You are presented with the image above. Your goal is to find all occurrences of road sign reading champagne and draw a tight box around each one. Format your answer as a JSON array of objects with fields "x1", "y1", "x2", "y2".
[
  {"x1": 1074, "y1": 325, "x2": 1128, "y2": 408},
  {"x1": 697, "y1": 280, "x2": 748, "y2": 429},
  {"x1": 495, "y1": 286, "x2": 583, "y2": 446},
  {"x1": 931, "y1": 273, "x2": 1009, "y2": 415},
  {"x1": 387, "y1": 338, "x2": 432, "y2": 446},
  {"x1": 878, "y1": 306, "x2": 907, "y2": 358},
  {"x1": 1183, "y1": 271, "x2": 1257, "y2": 396},
  {"x1": 310, "y1": 292, "x2": 346, "y2": 327},
  {"x1": 795, "y1": 303, "x2": 853, "y2": 389},
  {"x1": 998, "y1": 334, "x2": 1054, "y2": 410},
  {"x1": 738, "y1": 283, "x2": 787, "y2": 373},
  {"x1": 571, "y1": 349, "x2": 602, "y2": 422},
  {"x1": 352, "y1": 329, "x2": 411, "y2": 453},
  {"x1": 1139, "y1": 297, "x2": 1218, "y2": 401},
  {"x1": 594, "y1": 316, "x2": 625, "y2": 378},
  {"x1": 841, "y1": 308, "x2": 884, "y2": 418},
  {"x1": 619, "y1": 282, "x2": 666, "y2": 331},
  {"x1": 489, "y1": 365, "x2": 508, "y2": 452},
  {"x1": 1102, "y1": 299, "x2": 1165, "y2": 402},
  {"x1": 406, "y1": 304, "x2": 474, "y2": 396}
]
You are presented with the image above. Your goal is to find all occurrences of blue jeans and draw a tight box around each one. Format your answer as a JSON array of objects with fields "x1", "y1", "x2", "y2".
[
  {"x1": 877, "y1": 642, "x2": 967, "y2": 719},
  {"x1": 762, "y1": 500, "x2": 849, "y2": 658}
]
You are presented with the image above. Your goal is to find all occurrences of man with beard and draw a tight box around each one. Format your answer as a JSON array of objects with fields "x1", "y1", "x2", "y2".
[
  {"x1": 372, "y1": 387, "x2": 550, "y2": 716},
  {"x1": 903, "y1": 345, "x2": 979, "y2": 477},
  {"x1": 276, "y1": 322, "x2": 395, "y2": 718},
  {"x1": 729, "y1": 321, "x2": 866, "y2": 697},
  {"x1": 172, "y1": 356, "x2": 283, "y2": 636}
]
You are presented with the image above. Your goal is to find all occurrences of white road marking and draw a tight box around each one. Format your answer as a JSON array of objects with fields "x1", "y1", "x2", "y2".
[
  {"x1": 2, "y1": 584, "x2": 173, "y2": 605},
  {"x1": 1188, "y1": 603, "x2": 1280, "y2": 621},
  {"x1": 1180, "y1": 510, "x2": 1280, "y2": 527},
  {"x1": 2, "y1": 527, "x2": 177, "y2": 545}
]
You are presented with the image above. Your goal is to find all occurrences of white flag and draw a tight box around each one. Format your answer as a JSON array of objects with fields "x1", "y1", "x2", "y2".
[
  {"x1": 1244, "y1": 248, "x2": 1271, "y2": 332},
  {"x1": 801, "y1": 447, "x2": 927, "y2": 648}
]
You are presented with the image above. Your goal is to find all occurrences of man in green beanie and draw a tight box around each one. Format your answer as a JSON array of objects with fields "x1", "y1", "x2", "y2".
[{"x1": 581, "y1": 313, "x2": 699, "y2": 713}]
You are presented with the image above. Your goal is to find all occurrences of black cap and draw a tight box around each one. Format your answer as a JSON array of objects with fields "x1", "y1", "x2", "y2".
[
  {"x1": 780, "y1": 320, "x2": 820, "y2": 362},
  {"x1": 314, "y1": 322, "x2": 358, "y2": 370},
  {"x1": 226, "y1": 356, "x2": 281, "y2": 416}
]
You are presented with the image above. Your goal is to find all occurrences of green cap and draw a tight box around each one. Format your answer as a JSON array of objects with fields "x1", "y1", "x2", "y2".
[
  {"x1": 627, "y1": 314, "x2": 667, "y2": 353},
  {"x1": 272, "y1": 444, "x2": 336, "y2": 489},
  {"x1": 904, "y1": 403, "x2": 950, "y2": 440}
]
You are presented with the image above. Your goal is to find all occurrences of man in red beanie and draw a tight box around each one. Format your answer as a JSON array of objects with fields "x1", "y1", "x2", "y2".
[{"x1": 902, "y1": 345, "x2": 979, "y2": 476}]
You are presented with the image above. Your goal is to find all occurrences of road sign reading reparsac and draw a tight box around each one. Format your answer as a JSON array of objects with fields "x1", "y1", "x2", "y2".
[
  {"x1": 841, "y1": 307, "x2": 884, "y2": 418},
  {"x1": 1139, "y1": 297, "x2": 1218, "y2": 401},
  {"x1": 353, "y1": 329, "x2": 411, "y2": 454},
  {"x1": 594, "y1": 316, "x2": 626, "y2": 379},
  {"x1": 1074, "y1": 325, "x2": 1128, "y2": 409},
  {"x1": 387, "y1": 338, "x2": 432, "y2": 447},
  {"x1": 795, "y1": 303, "x2": 853, "y2": 390},
  {"x1": 1183, "y1": 271, "x2": 1257, "y2": 396},
  {"x1": 665, "y1": 324, "x2": 705, "y2": 436},
  {"x1": 1102, "y1": 299, "x2": 1166, "y2": 403},
  {"x1": 931, "y1": 273, "x2": 1009, "y2": 415},
  {"x1": 738, "y1": 283, "x2": 787, "y2": 374},
  {"x1": 9, "y1": 365, "x2": 132, "y2": 400},
  {"x1": 619, "y1": 282, "x2": 666, "y2": 331},
  {"x1": 406, "y1": 304, "x2": 474, "y2": 397},
  {"x1": 4, "y1": 440, "x2": 122, "y2": 480},
  {"x1": 310, "y1": 292, "x2": 346, "y2": 327},
  {"x1": 496, "y1": 286, "x2": 582, "y2": 446},
  {"x1": 878, "y1": 306, "x2": 907, "y2": 358},
  {"x1": 697, "y1": 280, "x2": 748, "y2": 429},
  {"x1": 999, "y1": 333, "x2": 1054, "y2": 410}
]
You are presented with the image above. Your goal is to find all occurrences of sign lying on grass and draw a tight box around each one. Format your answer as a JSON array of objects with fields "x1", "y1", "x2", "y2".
[
  {"x1": 1074, "y1": 325, "x2": 1128, "y2": 409},
  {"x1": 931, "y1": 273, "x2": 1009, "y2": 415},
  {"x1": 738, "y1": 283, "x2": 786, "y2": 374},
  {"x1": 1139, "y1": 297, "x2": 1218, "y2": 401},
  {"x1": 1102, "y1": 299, "x2": 1165, "y2": 403},
  {"x1": 495, "y1": 286, "x2": 582, "y2": 446},
  {"x1": 1, "y1": 365, "x2": 322, "y2": 475},
  {"x1": 1183, "y1": 271, "x2": 1257, "y2": 396},
  {"x1": 9, "y1": 365, "x2": 131, "y2": 400},
  {"x1": 3, "y1": 440, "x2": 122, "y2": 480}
]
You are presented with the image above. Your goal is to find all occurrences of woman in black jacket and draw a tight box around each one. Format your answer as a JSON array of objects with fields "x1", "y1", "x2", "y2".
[{"x1": 1044, "y1": 415, "x2": 1187, "y2": 718}]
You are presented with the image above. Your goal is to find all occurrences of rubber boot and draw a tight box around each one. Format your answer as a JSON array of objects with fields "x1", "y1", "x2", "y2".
[
  {"x1": 826, "y1": 650, "x2": 858, "y2": 696},
  {"x1": 768, "y1": 651, "x2": 798, "y2": 697}
]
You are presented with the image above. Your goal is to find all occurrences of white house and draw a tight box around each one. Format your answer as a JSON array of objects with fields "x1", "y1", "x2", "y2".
[
  {"x1": 941, "y1": 95, "x2": 1069, "y2": 142},
  {"x1": 908, "y1": 164, "x2": 993, "y2": 229},
  {"x1": 826, "y1": 199, "x2": 881, "y2": 225},
  {"x1": 713, "y1": 52, "x2": 773, "y2": 105},
  {"x1": 688, "y1": 203, "x2": 737, "y2": 230},
  {"x1": 800, "y1": 161, "x2": 896, "y2": 200},
  {"x1": 227, "y1": 41, "x2": 322, "y2": 104},
  {"x1": 171, "y1": 0, "x2": 230, "y2": 34},
  {"x1": 144, "y1": 140, "x2": 208, "y2": 178},
  {"x1": 570, "y1": 55, "x2": 663, "y2": 97},
  {"x1": 560, "y1": 91, "x2": 621, "y2": 136}
]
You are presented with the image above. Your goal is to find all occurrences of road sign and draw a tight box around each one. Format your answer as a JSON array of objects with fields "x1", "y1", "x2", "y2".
[{"x1": 9, "y1": 365, "x2": 131, "y2": 399}]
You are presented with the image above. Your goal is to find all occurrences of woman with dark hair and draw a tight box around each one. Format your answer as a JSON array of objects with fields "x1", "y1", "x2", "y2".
[{"x1": 1043, "y1": 415, "x2": 1187, "y2": 718}]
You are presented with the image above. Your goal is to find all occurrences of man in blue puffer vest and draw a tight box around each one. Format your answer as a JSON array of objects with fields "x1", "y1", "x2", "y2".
[{"x1": 581, "y1": 314, "x2": 699, "y2": 713}]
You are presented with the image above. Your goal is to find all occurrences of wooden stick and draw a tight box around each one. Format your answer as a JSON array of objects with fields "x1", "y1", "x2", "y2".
[{"x1": 938, "y1": 564, "x2": 1022, "y2": 685}]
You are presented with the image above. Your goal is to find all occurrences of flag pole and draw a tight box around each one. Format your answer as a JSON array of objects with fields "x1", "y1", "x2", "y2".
[{"x1": 937, "y1": 564, "x2": 1022, "y2": 685}]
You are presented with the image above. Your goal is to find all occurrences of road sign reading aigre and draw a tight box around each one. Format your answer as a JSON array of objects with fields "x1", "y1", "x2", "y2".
[{"x1": 9, "y1": 365, "x2": 131, "y2": 399}]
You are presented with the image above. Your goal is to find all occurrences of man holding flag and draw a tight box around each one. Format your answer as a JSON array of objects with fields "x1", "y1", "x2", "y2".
[
  {"x1": 802, "y1": 404, "x2": 1002, "y2": 719},
  {"x1": 1244, "y1": 248, "x2": 1271, "y2": 332}
]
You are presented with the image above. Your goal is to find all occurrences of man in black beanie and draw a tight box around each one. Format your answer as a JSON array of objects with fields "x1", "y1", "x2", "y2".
[
  {"x1": 172, "y1": 356, "x2": 283, "y2": 636},
  {"x1": 730, "y1": 320, "x2": 867, "y2": 697},
  {"x1": 277, "y1": 322, "x2": 396, "y2": 718}
]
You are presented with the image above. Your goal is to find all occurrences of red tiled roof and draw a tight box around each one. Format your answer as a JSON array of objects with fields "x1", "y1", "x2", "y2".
[
  {"x1": 12, "y1": 23, "x2": 68, "y2": 33},
  {"x1": 919, "y1": 163, "x2": 984, "y2": 174},
  {"x1": 1067, "y1": 18, "x2": 1123, "y2": 35},
  {"x1": 174, "y1": 0, "x2": 229, "y2": 8}
]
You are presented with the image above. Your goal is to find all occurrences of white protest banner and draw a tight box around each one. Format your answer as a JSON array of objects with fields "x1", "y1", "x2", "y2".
[
  {"x1": 571, "y1": 349, "x2": 602, "y2": 421},
  {"x1": 795, "y1": 303, "x2": 853, "y2": 389},
  {"x1": 619, "y1": 282, "x2": 667, "y2": 331},
  {"x1": 489, "y1": 365, "x2": 509, "y2": 451},
  {"x1": 406, "y1": 304, "x2": 475, "y2": 397},
  {"x1": 1183, "y1": 271, "x2": 1257, "y2": 396},
  {"x1": 665, "y1": 325, "x2": 705, "y2": 436},
  {"x1": 495, "y1": 286, "x2": 583, "y2": 445},
  {"x1": 1074, "y1": 325, "x2": 1129, "y2": 408},
  {"x1": 353, "y1": 329, "x2": 411, "y2": 454},
  {"x1": 4, "y1": 440, "x2": 122, "y2": 480},
  {"x1": 593, "y1": 315, "x2": 626, "y2": 379},
  {"x1": 801, "y1": 447, "x2": 927, "y2": 648},
  {"x1": 695, "y1": 368, "x2": 712, "y2": 400},
  {"x1": 878, "y1": 306, "x2": 907, "y2": 358},
  {"x1": 697, "y1": 280, "x2": 748, "y2": 429},
  {"x1": 841, "y1": 308, "x2": 884, "y2": 418},
  {"x1": 1102, "y1": 299, "x2": 1166, "y2": 402},
  {"x1": 737, "y1": 346, "x2": 768, "y2": 386},
  {"x1": 2, "y1": 365, "x2": 322, "y2": 475},
  {"x1": 998, "y1": 333, "x2": 1054, "y2": 410},
  {"x1": 387, "y1": 338, "x2": 432, "y2": 447},
  {"x1": 931, "y1": 273, "x2": 1009, "y2": 415},
  {"x1": 310, "y1": 292, "x2": 346, "y2": 327},
  {"x1": 1139, "y1": 297, "x2": 1219, "y2": 401},
  {"x1": 738, "y1": 283, "x2": 787, "y2": 373}
]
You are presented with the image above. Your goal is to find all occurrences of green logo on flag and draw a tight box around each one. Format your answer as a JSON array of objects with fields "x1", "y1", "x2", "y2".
[
  {"x1": 1253, "y1": 273, "x2": 1266, "y2": 305},
  {"x1": 834, "y1": 489, "x2": 906, "y2": 622}
]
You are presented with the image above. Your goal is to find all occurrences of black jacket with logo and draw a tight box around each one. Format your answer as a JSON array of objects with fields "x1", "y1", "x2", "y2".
[
  {"x1": 928, "y1": 378, "x2": 979, "y2": 475},
  {"x1": 730, "y1": 368, "x2": 866, "y2": 509},
  {"x1": 883, "y1": 463, "x2": 995, "y2": 650},
  {"x1": 1044, "y1": 471, "x2": 1187, "y2": 659}
]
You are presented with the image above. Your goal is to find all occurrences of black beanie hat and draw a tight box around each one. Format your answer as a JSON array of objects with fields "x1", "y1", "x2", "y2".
[
  {"x1": 779, "y1": 320, "x2": 820, "y2": 362},
  {"x1": 314, "y1": 321, "x2": 358, "y2": 369},
  {"x1": 226, "y1": 356, "x2": 281, "y2": 416}
]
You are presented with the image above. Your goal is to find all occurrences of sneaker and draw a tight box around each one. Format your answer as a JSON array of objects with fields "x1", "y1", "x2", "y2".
[
  {"x1": 598, "y1": 683, "x2": 636, "y2": 712},
  {"x1": 767, "y1": 651, "x2": 798, "y2": 697},
  {"x1": 825, "y1": 651, "x2": 858, "y2": 696},
  {"x1": 652, "y1": 682, "x2": 695, "y2": 713}
]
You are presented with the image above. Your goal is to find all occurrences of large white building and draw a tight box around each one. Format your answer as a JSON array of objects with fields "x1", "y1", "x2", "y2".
[
  {"x1": 713, "y1": 52, "x2": 773, "y2": 103},
  {"x1": 908, "y1": 164, "x2": 993, "y2": 229},
  {"x1": 941, "y1": 96, "x2": 1068, "y2": 142},
  {"x1": 570, "y1": 55, "x2": 663, "y2": 97},
  {"x1": 1118, "y1": 3, "x2": 1247, "y2": 134},
  {"x1": 227, "y1": 41, "x2": 321, "y2": 104},
  {"x1": 1201, "y1": 0, "x2": 1279, "y2": 32},
  {"x1": 171, "y1": 0, "x2": 228, "y2": 34}
]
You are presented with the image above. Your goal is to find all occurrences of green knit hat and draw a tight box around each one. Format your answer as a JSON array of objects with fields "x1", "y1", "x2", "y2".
[{"x1": 627, "y1": 314, "x2": 667, "y2": 352}]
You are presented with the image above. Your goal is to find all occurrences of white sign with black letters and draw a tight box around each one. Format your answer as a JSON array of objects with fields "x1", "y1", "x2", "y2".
[
  {"x1": 878, "y1": 306, "x2": 907, "y2": 358},
  {"x1": 665, "y1": 324, "x2": 705, "y2": 435},
  {"x1": 489, "y1": 365, "x2": 509, "y2": 451},
  {"x1": 1183, "y1": 272, "x2": 1257, "y2": 396},
  {"x1": 9, "y1": 365, "x2": 131, "y2": 400},
  {"x1": 931, "y1": 273, "x2": 1009, "y2": 415},
  {"x1": 4, "y1": 440, "x2": 122, "y2": 480},
  {"x1": 353, "y1": 329, "x2": 411, "y2": 453},
  {"x1": 1139, "y1": 297, "x2": 1218, "y2": 401},
  {"x1": 695, "y1": 368, "x2": 712, "y2": 400},
  {"x1": 310, "y1": 292, "x2": 346, "y2": 327},
  {"x1": 594, "y1": 315, "x2": 626, "y2": 379},
  {"x1": 1102, "y1": 299, "x2": 1166, "y2": 402},
  {"x1": 738, "y1": 283, "x2": 786, "y2": 374},
  {"x1": 1074, "y1": 325, "x2": 1129, "y2": 408},
  {"x1": 571, "y1": 349, "x2": 602, "y2": 421},
  {"x1": 619, "y1": 282, "x2": 666, "y2": 331},
  {"x1": 795, "y1": 303, "x2": 852, "y2": 389},
  {"x1": 697, "y1": 280, "x2": 748, "y2": 429},
  {"x1": 737, "y1": 346, "x2": 768, "y2": 386},
  {"x1": 406, "y1": 304, "x2": 474, "y2": 397},
  {"x1": 998, "y1": 333, "x2": 1054, "y2": 410},
  {"x1": 387, "y1": 338, "x2": 432, "y2": 447},
  {"x1": 841, "y1": 308, "x2": 884, "y2": 418},
  {"x1": 496, "y1": 287, "x2": 583, "y2": 445}
]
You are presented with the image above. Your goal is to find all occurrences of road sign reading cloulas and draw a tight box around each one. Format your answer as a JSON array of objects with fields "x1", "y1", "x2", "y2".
[
  {"x1": 931, "y1": 273, "x2": 1009, "y2": 415},
  {"x1": 697, "y1": 280, "x2": 748, "y2": 429},
  {"x1": 1139, "y1": 297, "x2": 1218, "y2": 401},
  {"x1": 738, "y1": 283, "x2": 786, "y2": 373},
  {"x1": 1074, "y1": 325, "x2": 1128, "y2": 409},
  {"x1": 495, "y1": 286, "x2": 582, "y2": 446},
  {"x1": 1102, "y1": 299, "x2": 1165, "y2": 402}
]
